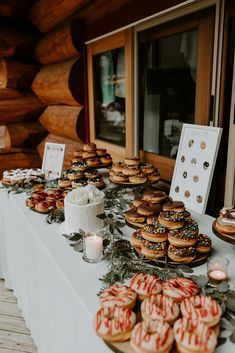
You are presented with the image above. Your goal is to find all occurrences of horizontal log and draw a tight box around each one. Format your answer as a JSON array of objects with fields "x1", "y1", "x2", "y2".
[
  {"x1": 0, "y1": 0, "x2": 32, "y2": 18},
  {"x1": 0, "y1": 59, "x2": 40, "y2": 89},
  {"x1": 0, "y1": 88, "x2": 24, "y2": 100},
  {"x1": 37, "y1": 133, "x2": 84, "y2": 169},
  {"x1": 4, "y1": 121, "x2": 47, "y2": 147},
  {"x1": 34, "y1": 20, "x2": 82, "y2": 65},
  {"x1": 29, "y1": 0, "x2": 90, "y2": 33},
  {"x1": 0, "y1": 147, "x2": 41, "y2": 179},
  {"x1": 0, "y1": 94, "x2": 45, "y2": 124},
  {"x1": 39, "y1": 105, "x2": 85, "y2": 141},
  {"x1": 0, "y1": 25, "x2": 39, "y2": 58},
  {"x1": 31, "y1": 58, "x2": 83, "y2": 106}
]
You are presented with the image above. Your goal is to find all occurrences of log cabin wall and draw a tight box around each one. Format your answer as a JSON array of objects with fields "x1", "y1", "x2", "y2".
[{"x1": 0, "y1": 0, "x2": 186, "y2": 177}]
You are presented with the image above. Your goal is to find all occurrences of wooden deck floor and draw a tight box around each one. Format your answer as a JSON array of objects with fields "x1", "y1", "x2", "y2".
[{"x1": 0, "y1": 280, "x2": 37, "y2": 353}]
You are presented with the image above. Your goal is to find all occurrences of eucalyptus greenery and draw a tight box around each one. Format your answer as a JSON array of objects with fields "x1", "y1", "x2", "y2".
[{"x1": 46, "y1": 207, "x2": 65, "y2": 224}]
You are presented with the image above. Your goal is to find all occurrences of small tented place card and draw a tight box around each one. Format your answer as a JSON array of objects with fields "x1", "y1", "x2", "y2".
[
  {"x1": 41, "y1": 142, "x2": 65, "y2": 179},
  {"x1": 170, "y1": 124, "x2": 222, "y2": 215}
]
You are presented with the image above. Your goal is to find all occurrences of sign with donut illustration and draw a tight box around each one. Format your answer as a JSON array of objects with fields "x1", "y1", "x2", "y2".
[
  {"x1": 170, "y1": 124, "x2": 222, "y2": 214},
  {"x1": 41, "y1": 142, "x2": 65, "y2": 179}
]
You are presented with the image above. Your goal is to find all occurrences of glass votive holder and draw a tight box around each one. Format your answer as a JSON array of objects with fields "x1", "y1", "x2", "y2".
[
  {"x1": 83, "y1": 232, "x2": 104, "y2": 263},
  {"x1": 207, "y1": 256, "x2": 229, "y2": 286}
]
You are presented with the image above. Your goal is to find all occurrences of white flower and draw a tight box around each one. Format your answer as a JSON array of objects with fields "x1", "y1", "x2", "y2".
[{"x1": 65, "y1": 185, "x2": 104, "y2": 205}]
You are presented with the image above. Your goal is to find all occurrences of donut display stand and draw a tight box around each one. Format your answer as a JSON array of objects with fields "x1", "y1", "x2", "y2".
[
  {"x1": 212, "y1": 220, "x2": 235, "y2": 245},
  {"x1": 133, "y1": 244, "x2": 210, "y2": 268}
]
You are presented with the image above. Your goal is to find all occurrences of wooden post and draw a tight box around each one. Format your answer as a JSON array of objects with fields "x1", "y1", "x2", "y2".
[
  {"x1": 31, "y1": 58, "x2": 83, "y2": 106},
  {"x1": 4, "y1": 121, "x2": 47, "y2": 147},
  {"x1": 0, "y1": 59, "x2": 40, "y2": 89},
  {"x1": 34, "y1": 20, "x2": 83, "y2": 65}
]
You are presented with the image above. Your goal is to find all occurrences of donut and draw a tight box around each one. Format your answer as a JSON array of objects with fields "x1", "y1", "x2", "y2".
[
  {"x1": 130, "y1": 229, "x2": 145, "y2": 248},
  {"x1": 129, "y1": 174, "x2": 147, "y2": 184},
  {"x1": 184, "y1": 210, "x2": 191, "y2": 220},
  {"x1": 71, "y1": 178, "x2": 87, "y2": 188},
  {"x1": 141, "y1": 224, "x2": 168, "y2": 242},
  {"x1": 82, "y1": 151, "x2": 96, "y2": 159},
  {"x1": 130, "y1": 273, "x2": 162, "y2": 301},
  {"x1": 184, "y1": 218, "x2": 198, "y2": 233},
  {"x1": 31, "y1": 190, "x2": 47, "y2": 201},
  {"x1": 83, "y1": 142, "x2": 96, "y2": 151},
  {"x1": 168, "y1": 228, "x2": 197, "y2": 247},
  {"x1": 67, "y1": 170, "x2": 84, "y2": 181},
  {"x1": 112, "y1": 172, "x2": 129, "y2": 182},
  {"x1": 158, "y1": 211, "x2": 185, "y2": 230},
  {"x1": 143, "y1": 190, "x2": 166, "y2": 204},
  {"x1": 147, "y1": 170, "x2": 161, "y2": 182},
  {"x1": 180, "y1": 295, "x2": 222, "y2": 327},
  {"x1": 112, "y1": 162, "x2": 124, "y2": 173},
  {"x1": 196, "y1": 234, "x2": 212, "y2": 253},
  {"x1": 138, "y1": 202, "x2": 159, "y2": 216},
  {"x1": 96, "y1": 148, "x2": 107, "y2": 156},
  {"x1": 86, "y1": 157, "x2": 100, "y2": 167},
  {"x1": 71, "y1": 157, "x2": 83, "y2": 164},
  {"x1": 94, "y1": 306, "x2": 136, "y2": 342},
  {"x1": 34, "y1": 200, "x2": 52, "y2": 213},
  {"x1": 168, "y1": 244, "x2": 196, "y2": 263},
  {"x1": 122, "y1": 165, "x2": 140, "y2": 176},
  {"x1": 125, "y1": 209, "x2": 146, "y2": 224},
  {"x1": 71, "y1": 161, "x2": 88, "y2": 171},
  {"x1": 130, "y1": 320, "x2": 174, "y2": 353},
  {"x1": 162, "y1": 277, "x2": 198, "y2": 302},
  {"x1": 174, "y1": 317, "x2": 217, "y2": 353},
  {"x1": 216, "y1": 207, "x2": 235, "y2": 234},
  {"x1": 25, "y1": 197, "x2": 37, "y2": 208},
  {"x1": 141, "y1": 240, "x2": 168, "y2": 259},
  {"x1": 124, "y1": 156, "x2": 141, "y2": 166},
  {"x1": 73, "y1": 149, "x2": 83, "y2": 157},
  {"x1": 140, "y1": 164, "x2": 155, "y2": 174},
  {"x1": 141, "y1": 294, "x2": 180, "y2": 325},
  {"x1": 99, "y1": 284, "x2": 137, "y2": 310},
  {"x1": 84, "y1": 169, "x2": 99, "y2": 179},
  {"x1": 100, "y1": 155, "x2": 112, "y2": 165},
  {"x1": 58, "y1": 179, "x2": 72, "y2": 188},
  {"x1": 87, "y1": 176, "x2": 105, "y2": 188},
  {"x1": 108, "y1": 169, "x2": 115, "y2": 177},
  {"x1": 133, "y1": 196, "x2": 144, "y2": 207},
  {"x1": 56, "y1": 198, "x2": 64, "y2": 209},
  {"x1": 162, "y1": 201, "x2": 185, "y2": 213},
  {"x1": 146, "y1": 216, "x2": 159, "y2": 225},
  {"x1": 45, "y1": 195, "x2": 56, "y2": 206}
]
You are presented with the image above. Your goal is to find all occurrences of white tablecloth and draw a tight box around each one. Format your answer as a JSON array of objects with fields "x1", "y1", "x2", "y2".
[{"x1": 0, "y1": 189, "x2": 235, "y2": 353}]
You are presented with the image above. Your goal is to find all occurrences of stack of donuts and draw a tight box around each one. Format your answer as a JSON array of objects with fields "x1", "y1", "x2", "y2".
[
  {"x1": 2, "y1": 168, "x2": 44, "y2": 186},
  {"x1": 25, "y1": 188, "x2": 68, "y2": 213},
  {"x1": 57, "y1": 142, "x2": 110, "y2": 189},
  {"x1": 94, "y1": 273, "x2": 221, "y2": 353},
  {"x1": 109, "y1": 157, "x2": 160, "y2": 184},
  {"x1": 130, "y1": 199, "x2": 212, "y2": 263}
]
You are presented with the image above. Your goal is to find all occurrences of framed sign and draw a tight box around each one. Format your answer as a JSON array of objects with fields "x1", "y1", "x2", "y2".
[
  {"x1": 41, "y1": 142, "x2": 65, "y2": 179},
  {"x1": 170, "y1": 124, "x2": 222, "y2": 214}
]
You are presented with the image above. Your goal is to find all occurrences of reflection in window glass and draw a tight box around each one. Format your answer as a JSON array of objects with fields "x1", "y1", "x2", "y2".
[
  {"x1": 93, "y1": 47, "x2": 126, "y2": 146},
  {"x1": 139, "y1": 29, "x2": 198, "y2": 158}
]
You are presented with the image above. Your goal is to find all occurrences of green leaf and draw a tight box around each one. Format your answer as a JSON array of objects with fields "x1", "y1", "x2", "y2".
[
  {"x1": 116, "y1": 221, "x2": 126, "y2": 228},
  {"x1": 73, "y1": 242, "x2": 83, "y2": 252},
  {"x1": 78, "y1": 228, "x2": 85, "y2": 235},
  {"x1": 230, "y1": 332, "x2": 235, "y2": 343},
  {"x1": 217, "y1": 337, "x2": 227, "y2": 346},
  {"x1": 193, "y1": 275, "x2": 208, "y2": 287},
  {"x1": 68, "y1": 233, "x2": 82, "y2": 241},
  {"x1": 178, "y1": 265, "x2": 194, "y2": 273},
  {"x1": 103, "y1": 239, "x2": 110, "y2": 248},
  {"x1": 220, "y1": 329, "x2": 233, "y2": 338},
  {"x1": 108, "y1": 213, "x2": 114, "y2": 218},
  {"x1": 205, "y1": 287, "x2": 215, "y2": 294},
  {"x1": 220, "y1": 318, "x2": 234, "y2": 331},
  {"x1": 116, "y1": 226, "x2": 123, "y2": 235},
  {"x1": 226, "y1": 299, "x2": 235, "y2": 313},
  {"x1": 96, "y1": 213, "x2": 107, "y2": 220}
]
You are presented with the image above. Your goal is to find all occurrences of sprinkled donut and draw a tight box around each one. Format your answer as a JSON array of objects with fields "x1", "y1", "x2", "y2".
[
  {"x1": 141, "y1": 224, "x2": 168, "y2": 242},
  {"x1": 181, "y1": 295, "x2": 222, "y2": 327},
  {"x1": 158, "y1": 211, "x2": 185, "y2": 230},
  {"x1": 141, "y1": 241, "x2": 168, "y2": 260},
  {"x1": 99, "y1": 284, "x2": 137, "y2": 310},
  {"x1": 168, "y1": 244, "x2": 196, "y2": 263},
  {"x1": 141, "y1": 294, "x2": 180, "y2": 325},
  {"x1": 130, "y1": 229, "x2": 145, "y2": 248},
  {"x1": 162, "y1": 277, "x2": 198, "y2": 302},
  {"x1": 131, "y1": 320, "x2": 174, "y2": 353},
  {"x1": 94, "y1": 306, "x2": 136, "y2": 342},
  {"x1": 196, "y1": 234, "x2": 212, "y2": 253},
  {"x1": 130, "y1": 273, "x2": 162, "y2": 301},
  {"x1": 174, "y1": 317, "x2": 217, "y2": 353},
  {"x1": 168, "y1": 226, "x2": 198, "y2": 247}
]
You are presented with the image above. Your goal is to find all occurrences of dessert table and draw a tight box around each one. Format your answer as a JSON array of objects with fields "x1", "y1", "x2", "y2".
[{"x1": 0, "y1": 187, "x2": 235, "y2": 353}]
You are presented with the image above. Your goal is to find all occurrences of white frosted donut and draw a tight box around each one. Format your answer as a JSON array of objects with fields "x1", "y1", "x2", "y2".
[
  {"x1": 180, "y1": 295, "x2": 222, "y2": 327},
  {"x1": 94, "y1": 306, "x2": 136, "y2": 342},
  {"x1": 162, "y1": 277, "x2": 198, "y2": 302},
  {"x1": 131, "y1": 320, "x2": 174, "y2": 353},
  {"x1": 130, "y1": 273, "x2": 162, "y2": 301},
  {"x1": 174, "y1": 317, "x2": 217, "y2": 353},
  {"x1": 141, "y1": 294, "x2": 180, "y2": 325},
  {"x1": 99, "y1": 284, "x2": 137, "y2": 310}
]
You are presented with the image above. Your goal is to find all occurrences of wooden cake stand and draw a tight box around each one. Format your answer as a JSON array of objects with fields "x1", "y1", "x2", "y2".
[{"x1": 212, "y1": 220, "x2": 235, "y2": 245}]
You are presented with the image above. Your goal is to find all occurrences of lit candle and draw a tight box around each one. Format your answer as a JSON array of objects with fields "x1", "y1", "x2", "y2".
[
  {"x1": 207, "y1": 256, "x2": 229, "y2": 286},
  {"x1": 84, "y1": 233, "x2": 103, "y2": 262}
]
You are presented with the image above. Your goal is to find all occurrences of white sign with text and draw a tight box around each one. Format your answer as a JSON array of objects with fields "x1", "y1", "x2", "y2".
[{"x1": 41, "y1": 142, "x2": 65, "y2": 179}]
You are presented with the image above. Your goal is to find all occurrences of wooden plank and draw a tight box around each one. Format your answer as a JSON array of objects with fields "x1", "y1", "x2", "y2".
[
  {"x1": 0, "y1": 315, "x2": 30, "y2": 335},
  {"x1": 0, "y1": 302, "x2": 22, "y2": 318},
  {"x1": 0, "y1": 290, "x2": 17, "y2": 303},
  {"x1": 0, "y1": 330, "x2": 37, "y2": 352}
]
